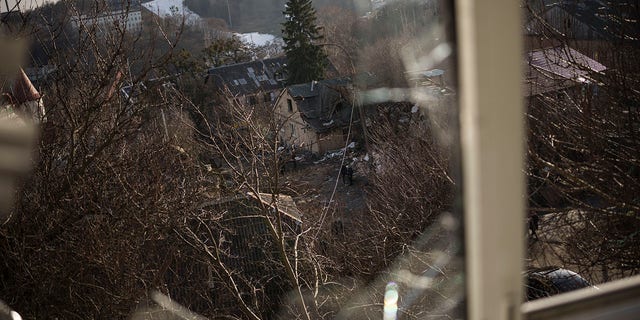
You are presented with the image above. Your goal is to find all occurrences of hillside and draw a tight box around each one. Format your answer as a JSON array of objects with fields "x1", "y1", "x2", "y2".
[{"x1": 183, "y1": 0, "x2": 371, "y2": 33}]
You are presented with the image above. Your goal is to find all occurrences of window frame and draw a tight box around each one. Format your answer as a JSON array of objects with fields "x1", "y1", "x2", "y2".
[
  {"x1": 456, "y1": 1, "x2": 640, "y2": 320},
  {"x1": 455, "y1": 0, "x2": 526, "y2": 319}
]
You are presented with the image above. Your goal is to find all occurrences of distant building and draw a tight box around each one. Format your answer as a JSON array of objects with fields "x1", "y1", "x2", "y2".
[
  {"x1": 71, "y1": 0, "x2": 143, "y2": 35},
  {"x1": 524, "y1": 0, "x2": 640, "y2": 65},
  {"x1": 205, "y1": 57, "x2": 288, "y2": 107},
  {"x1": 274, "y1": 78, "x2": 353, "y2": 154},
  {"x1": 525, "y1": 0, "x2": 640, "y2": 44}
]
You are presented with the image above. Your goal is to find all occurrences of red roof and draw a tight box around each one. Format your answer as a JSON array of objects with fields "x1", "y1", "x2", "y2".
[{"x1": 10, "y1": 68, "x2": 41, "y2": 104}]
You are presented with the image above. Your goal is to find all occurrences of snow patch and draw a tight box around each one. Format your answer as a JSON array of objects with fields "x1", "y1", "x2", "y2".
[
  {"x1": 238, "y1": 32, "x2": 280, "y2": 47},
  {"x1": 322, "y1": 119, "x2": 335, "y2": 127},
  {"x1": 312, "y1": 142, "x2": 356, "y2": 164},
  {"x1": 142, "y1": 0, "x2": 201, "y2": 25},
  {"x1": 313, "y1": 150, "x2": 344, "y2": 164}
]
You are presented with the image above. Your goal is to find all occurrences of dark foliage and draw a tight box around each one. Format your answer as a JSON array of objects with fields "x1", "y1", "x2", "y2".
[{"x1": 282, "y1": 0, "x2": 327, "y2": 85}]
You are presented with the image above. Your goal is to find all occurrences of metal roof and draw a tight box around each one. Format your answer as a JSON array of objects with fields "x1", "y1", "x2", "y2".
[
  {"x1": 206, "y1": 57, "x2": 287, "y2": 96},
  {"x1": 525, "y1": 46, "x2": 606, "y2": 96}
]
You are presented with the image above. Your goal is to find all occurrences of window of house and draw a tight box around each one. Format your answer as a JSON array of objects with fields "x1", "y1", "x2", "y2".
[{"x1": 287, "y1": 98, "x2": 293, "y2": 112}]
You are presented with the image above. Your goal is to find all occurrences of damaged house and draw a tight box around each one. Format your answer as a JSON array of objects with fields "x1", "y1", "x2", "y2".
[{"x1": 275, "y1": 78, "x2": 354, "y2": 154}]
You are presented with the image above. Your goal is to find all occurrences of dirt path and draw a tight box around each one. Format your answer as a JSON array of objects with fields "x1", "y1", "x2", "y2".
[{"x1": 282, "y1": 155, "x2": 368, "y2": 220}]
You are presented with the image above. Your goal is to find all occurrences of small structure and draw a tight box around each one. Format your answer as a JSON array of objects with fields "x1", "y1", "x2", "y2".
[
  {"x1": 187, "y1": 191, "x2": 302, "y2": 314},
  {"x1": 274, "y1": 78, "x2": 353, "y2": 154},
  {"x1": 524, "y1": 45, "x2": 606, "y2": 97},
  {"x1": 205, "y1": 57, "x2": 287, "y2": 107}
]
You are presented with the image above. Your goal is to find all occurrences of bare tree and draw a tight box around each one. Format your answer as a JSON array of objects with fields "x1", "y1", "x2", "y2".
[
  {"x1": 171, "y1": 88, "x2": 336, "y2": 319},
  {"x1": 0, "y1": 1, "x2": 224, "y2": 318},
  {"x1": 524, "y1": 0, "x2": 640, "y2": 284}
]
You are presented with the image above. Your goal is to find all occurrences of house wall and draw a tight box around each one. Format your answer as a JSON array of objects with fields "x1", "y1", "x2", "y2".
[
  {"x1": 274, "y1": 90, "x2": 349, "y2": 154},
  {"x1": 245, "y1": 90, "x2": 279, "y2": 107},
  {"x1": 274, "y1": 91, "x2": 320, "y2": 153},
  {"x1": 316, "y1": 129, "x2": 346, "y2": 154},
  {"x1": 544, "y1": 7, "x2": 594, "y2": 40},
  {"x1": 526, "y1": 83, "x2": 606, "y2": 209}
]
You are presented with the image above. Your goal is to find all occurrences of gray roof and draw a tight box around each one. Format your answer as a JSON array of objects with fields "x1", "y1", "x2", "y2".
[
  {"x1": 287, "y1": 78, "x2": 352, "y2": 133},
  {"x1": 197, "y1": 192, "x2": 302, "y2": 223},
  {"x1": 288, "y1": 78, "x2": 350, "y2": 98},
  {"x1": 206, "y1": 57, "x2": 287, "y2": 96},
  {"x1": 525, "y1": 46, "x2": 606, "y2": 96}
]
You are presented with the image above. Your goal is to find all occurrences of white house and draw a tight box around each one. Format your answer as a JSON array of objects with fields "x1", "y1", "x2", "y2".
[{"x1": 71, "y1": 1, "x2": 143, "y2": 34}]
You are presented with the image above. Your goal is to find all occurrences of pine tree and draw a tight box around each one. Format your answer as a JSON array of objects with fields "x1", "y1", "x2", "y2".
[{"x1": 282, "y1": 0, "x2": 327, "y2": 85}]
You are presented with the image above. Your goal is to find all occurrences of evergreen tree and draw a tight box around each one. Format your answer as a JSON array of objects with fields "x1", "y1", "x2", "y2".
[{"x1": 282, "y1": 0, "x2": 327, "y2": 84}]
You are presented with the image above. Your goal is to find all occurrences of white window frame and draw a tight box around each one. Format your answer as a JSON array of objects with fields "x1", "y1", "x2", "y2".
[{"x1": 457, "y1": 0, "x2": 526, "y2": 318}]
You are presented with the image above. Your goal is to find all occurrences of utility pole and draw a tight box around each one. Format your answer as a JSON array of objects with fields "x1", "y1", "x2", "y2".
[{"x1": 226, "y1": 0, "x2": 232, "y2": 28}]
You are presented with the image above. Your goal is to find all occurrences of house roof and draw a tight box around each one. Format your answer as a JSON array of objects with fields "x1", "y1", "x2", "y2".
[
  {"x1": 1, "y1": 68, "x2": 41, "y2": 105},
  {"x1": 249, "y1": 192, "x2": 302, "y2": 222},
  {"x1": 529, "y1": 0, "x2": 640, "y2": 42},
  {"x1": 288, "y1": 77, "x2": 350, "y2": 99},
  {"x1": 197, "y1": 192, "x2": 302, "y2": 223},
  {"x1": 206, "y1": 57, "x2": 287, "y2": 96},
  {"x1": 286, "y1": 78, "x2": 352, "y2": 133},
  {"x1": 525, "y1": 46, "x2": 606, "y2": 96}
]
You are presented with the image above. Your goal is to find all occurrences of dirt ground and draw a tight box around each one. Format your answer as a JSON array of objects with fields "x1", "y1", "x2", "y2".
[{"x1": 280, "y1": 151, "x2": 369, "y2": 223}]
